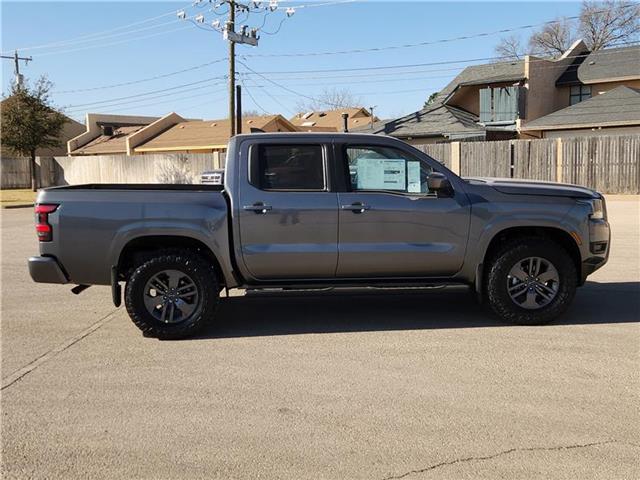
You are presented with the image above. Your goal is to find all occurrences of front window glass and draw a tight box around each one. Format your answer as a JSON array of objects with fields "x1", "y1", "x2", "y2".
[{"x1": 346, "y1": 146, "x2": 434, "y2": 195}]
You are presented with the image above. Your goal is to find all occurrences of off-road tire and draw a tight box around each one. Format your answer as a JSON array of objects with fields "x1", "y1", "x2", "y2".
[
  {"x1": 486, "y1": 237, "x2": 577, "y2": 325},
  {"x1": 125, "y1": 249, "x2": 219, "y2": 339}
]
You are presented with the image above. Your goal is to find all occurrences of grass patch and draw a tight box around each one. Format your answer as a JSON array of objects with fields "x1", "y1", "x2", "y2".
[{"x1": 0, "y1": 189, "x2": 36, "y2": 207}]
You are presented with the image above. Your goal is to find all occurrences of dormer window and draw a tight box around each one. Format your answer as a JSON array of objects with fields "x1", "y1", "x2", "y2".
[{"x1": 570, "y1": 85, "x2": 591, "y2": 105}]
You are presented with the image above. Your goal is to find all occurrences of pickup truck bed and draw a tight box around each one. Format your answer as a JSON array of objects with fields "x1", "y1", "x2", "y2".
[{"x1": 30, "y1": 185, "x2": 234, "y2": 287}]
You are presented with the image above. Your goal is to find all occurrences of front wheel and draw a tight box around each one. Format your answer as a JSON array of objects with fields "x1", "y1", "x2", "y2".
[
  {"x1": 124, "y1": 250, "x2": 219, "y2": 339},
  {"x1": 486, "y1": 238, "x2": 577, "y2": 325}
]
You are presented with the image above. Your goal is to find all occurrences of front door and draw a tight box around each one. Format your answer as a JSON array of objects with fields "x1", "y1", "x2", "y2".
[
  {"x1": 238, "y1": 142, "x2": 339, "y2": 280},
  {"x1": 336, "y1": 144, "x2": 470, "y2": 278}
]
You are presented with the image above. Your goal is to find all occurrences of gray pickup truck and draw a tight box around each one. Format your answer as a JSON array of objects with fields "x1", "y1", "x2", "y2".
[{"x1": 29, "y1": 133, "x2": 610, "y2": 339}]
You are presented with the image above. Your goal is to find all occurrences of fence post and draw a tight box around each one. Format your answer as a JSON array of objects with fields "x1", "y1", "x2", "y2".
[
  {"x1": 556, "y1": 138, "x2": 563, "y2": 183},
  {"x1": 509, "y1": 141, "x2": 515, "y2": 178},
  {"x1": 450, "y1": 141, "x2": 461, "y2": 175}
]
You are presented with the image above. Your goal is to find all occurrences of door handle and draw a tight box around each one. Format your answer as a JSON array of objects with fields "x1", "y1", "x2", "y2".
[
  {"x1": 243, "y1": 204, "x2": 272, "y2": 214},
  {"x1": 341, "y1": 203, "x2": 371, "y2": 213}
]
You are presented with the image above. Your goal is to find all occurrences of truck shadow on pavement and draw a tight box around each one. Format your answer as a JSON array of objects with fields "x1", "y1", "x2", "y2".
[{"x1": 196, "y1": 281, "x2": 639, "y2": 339}]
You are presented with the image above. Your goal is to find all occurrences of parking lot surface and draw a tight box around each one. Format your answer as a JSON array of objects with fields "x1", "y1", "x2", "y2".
[{"x1": 1, "y1": 196, "x2": 638, "y2": 479}]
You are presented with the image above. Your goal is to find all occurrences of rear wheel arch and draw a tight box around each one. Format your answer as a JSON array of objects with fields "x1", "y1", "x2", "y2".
[{"x1": 117, "y1": 235, "x2": 226, "y2": 287}]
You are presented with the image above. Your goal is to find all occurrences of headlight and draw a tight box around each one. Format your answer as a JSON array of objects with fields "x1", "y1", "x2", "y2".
[{"x1": 580, "y1": 198, "x2": 605, "y2": 220}]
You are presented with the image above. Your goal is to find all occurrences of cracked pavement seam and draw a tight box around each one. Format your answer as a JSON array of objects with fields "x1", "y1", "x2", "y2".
[
  {"x1": 1, "y1": 308, "x2": 121, "y2": 391},
  {"x1": 381, "y1": 440, "x2": 637, "y2": 480}
]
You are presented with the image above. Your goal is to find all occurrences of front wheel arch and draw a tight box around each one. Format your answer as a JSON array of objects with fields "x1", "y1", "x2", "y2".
[{"x1": 479, "y1": 226, "x2": 581, "y2": 286}]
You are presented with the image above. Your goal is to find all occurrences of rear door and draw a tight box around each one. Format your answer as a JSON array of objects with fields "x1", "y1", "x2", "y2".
[
  {"x1": 336, "y1": 142, "x2": 470, "y2": 278},
  {"x1": 237, "y1": 140, "x2": 339, "y2": 280}
]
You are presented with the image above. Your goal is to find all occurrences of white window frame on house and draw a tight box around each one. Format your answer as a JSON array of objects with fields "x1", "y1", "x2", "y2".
[{"x1": 570, "y1": 85, "x2": 592, "y2": 105}]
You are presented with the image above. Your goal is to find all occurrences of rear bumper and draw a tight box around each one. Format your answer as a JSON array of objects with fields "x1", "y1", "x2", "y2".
[{"x1": 28, "y1": 256, "x2": 69, "y2": 284}]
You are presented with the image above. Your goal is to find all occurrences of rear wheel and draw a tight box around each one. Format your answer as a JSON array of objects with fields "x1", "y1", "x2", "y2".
[
  {"x1": 124, "y1": 250, "x2": 219, "y2": 339},
  {"x1": 486, "y1": 238, "x2": 577, "y2": 325}
]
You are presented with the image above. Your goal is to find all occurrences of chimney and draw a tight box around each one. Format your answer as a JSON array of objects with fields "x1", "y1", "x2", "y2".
[{"x1": 342, "y1": 112, "x2": 349, "y2": 133}]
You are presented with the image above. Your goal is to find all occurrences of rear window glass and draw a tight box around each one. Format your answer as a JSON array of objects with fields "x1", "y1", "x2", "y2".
[{"x1": 255, "y1": 145, "x2": 325, "y2": 190}]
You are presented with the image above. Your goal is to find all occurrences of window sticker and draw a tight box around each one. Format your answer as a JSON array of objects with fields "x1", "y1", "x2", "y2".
[
  {"x1": 356, "y1": 158, "x2": 406, "y2": 190},
  {"x1": 407, "y1": 161, "x2": 421, "y2": 193}
]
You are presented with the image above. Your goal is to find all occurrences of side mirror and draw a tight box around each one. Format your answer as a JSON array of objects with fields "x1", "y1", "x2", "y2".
[{"x1": 427, "y1": 172, "x2": 452, "y2": 193}]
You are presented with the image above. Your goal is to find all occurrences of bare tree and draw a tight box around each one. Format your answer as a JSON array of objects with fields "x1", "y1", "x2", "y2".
[
  {"x1": 579, "y1": 1, "x2": 640, "y2": 50},
  {"x1": 495, "y1": 1, "x2": 640, "y2": 58},
  {"x1": 242, "y1": 109, "x2": 264, "y2": 117},
  {"x1": 156, "y1": 155, "x2": 194, "y2": 184},
  {"x1": 528, "y1": 18, "x2": 575, "y2": 56},
  {"x1": 494, "y1": 34, "x2": 524, "y2": 60},
  {"x1": 295, "y1": 87, "x2": 362, "y2": 112}
]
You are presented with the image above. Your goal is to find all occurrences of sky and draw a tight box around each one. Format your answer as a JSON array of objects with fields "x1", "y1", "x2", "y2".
[{"x1": 1, "y1": 1, "x2": 583, "y2": 122}]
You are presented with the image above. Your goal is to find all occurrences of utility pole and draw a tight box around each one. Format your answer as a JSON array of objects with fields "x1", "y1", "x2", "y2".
[
  {"x1": 228, "y1": 0, "x2": 236, "y2": 137},
  {"x1": 180, "y1": 0, "x2": 260, "y2": 136},
  {"x1": 369, "y1": 105, "x2": 377, "y2": 130},
  {"x1": 236, "y1": 84, "x2": 242, "y2": 134},
  {"x1": 1, "y1": 51, "x2": 32, "y2": 87}
]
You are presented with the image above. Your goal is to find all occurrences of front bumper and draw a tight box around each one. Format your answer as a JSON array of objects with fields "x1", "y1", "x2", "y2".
[
  {"x1": 28, "y1": 256, "x2": 69, "y2": 284},
  {"x1": 581, "y1": 218, "x2": 611, "y2": 282}
]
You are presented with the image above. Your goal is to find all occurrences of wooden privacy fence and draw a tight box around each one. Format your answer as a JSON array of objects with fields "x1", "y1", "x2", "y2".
[
  {"x1": 416, "y1": 134, "x2": 640, "y2": 194},
  {"x1": 561, "y1": 135, "x2": 640, "y2": 194},
  {"x1": 1, "y1": 136, "x2": 638, "y2": 193},
  {"x1": 2, "y1": 157, "x2": 34, "y2": 189},
  {"x1": 414, "y1": 143, "x2": 452, "y2": 169},
  {"x1": 0, "y1": 152, "x2": 225, "y2": 189}
]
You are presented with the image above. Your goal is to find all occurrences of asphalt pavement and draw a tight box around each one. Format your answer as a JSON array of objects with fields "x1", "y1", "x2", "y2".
[{"x1": 1, "y1": 196, "x2": 638, "y2": 479}]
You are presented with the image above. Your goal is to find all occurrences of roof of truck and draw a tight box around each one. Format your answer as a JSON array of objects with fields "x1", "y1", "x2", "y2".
[{"x1": 233, "y1": 131, "x2": 391, "y2": 138}]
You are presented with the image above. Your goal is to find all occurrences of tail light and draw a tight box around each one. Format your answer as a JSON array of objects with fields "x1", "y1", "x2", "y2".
[{"x1": 34, "y1": 204, "x2": 59, "y2": 242}]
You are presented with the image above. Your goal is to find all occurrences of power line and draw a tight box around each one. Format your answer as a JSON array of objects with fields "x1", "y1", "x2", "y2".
[
  {"x1": 52, "y1": 39, "x2": 636, "y2": 111},
  {"x1": 1, "y1": 2, "x2": 195, "y2": 54},
  {"x1": 65, "y1": 77, "x2": 227, "y2": 109},
  {"x1": 53, "y1": 58, "x2": 227, "y2": 94},
  {"x1": 239, "y1": 79, "x2": 270, "y2": 114},
  {"x1": 69, "y1": 89, "x2": 228, "y2": 115},
  {"x1": 253, "y1": 83, "x2": 297, "y2": 115},
  {"x1": 242, "y1": 80, "x2": 437, "y2": 98},
  {"x1": 237, "y1": 59, "x2": 351, "y2": 109},
  {"x1": 242, "y1": 3, "x2": 640, "y2": 58},
  {"x1": 36, "y1": 23, "x2": 195, "y2": 57},
  {"x1": 259, "y1": 17, "x2": 288, "y2": 35},
  {"x1": 276, "y1": 0, "x2": 358, "y2": 9},
  {"x1": 239, "y1": 41, "x2": 639, "y2": 75}
]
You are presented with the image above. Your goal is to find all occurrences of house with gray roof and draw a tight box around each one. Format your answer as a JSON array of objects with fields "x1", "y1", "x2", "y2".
[
  {"x1": 522, "y1": 86, "x2": 640, "y2": 138},
  {"x1": 369, "y1": 41, "x2": 640, "y2": 144},
  {"x1": 523, "y1": 45, "x2": 640, "y2": 138}
]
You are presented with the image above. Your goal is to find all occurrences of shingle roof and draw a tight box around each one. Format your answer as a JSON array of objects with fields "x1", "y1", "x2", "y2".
[
  {"x1": 523, "y1": 86, "x2": 640, "y2": 130},
  {"x1": 290, "y1": 107, "x2": 376, "y2": 132},
  {"x1": 368, "y1": 60, "x2": 524, "y2": 139},
  {"x1": 73, "y1": 125, "x2": 146, "y2": 155},
  {"x1": 135, "y1": 115, "x2": 295, "y2": 151},
  {"x1": 557, "y1": 45, "x2": 640, "y2": 86},
  {"x1": 371, "y1": 104, "x2": 484, "y2": 139},
  {"x1": 439, "y1": 60, "x2": 525, "y2": 100}
]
